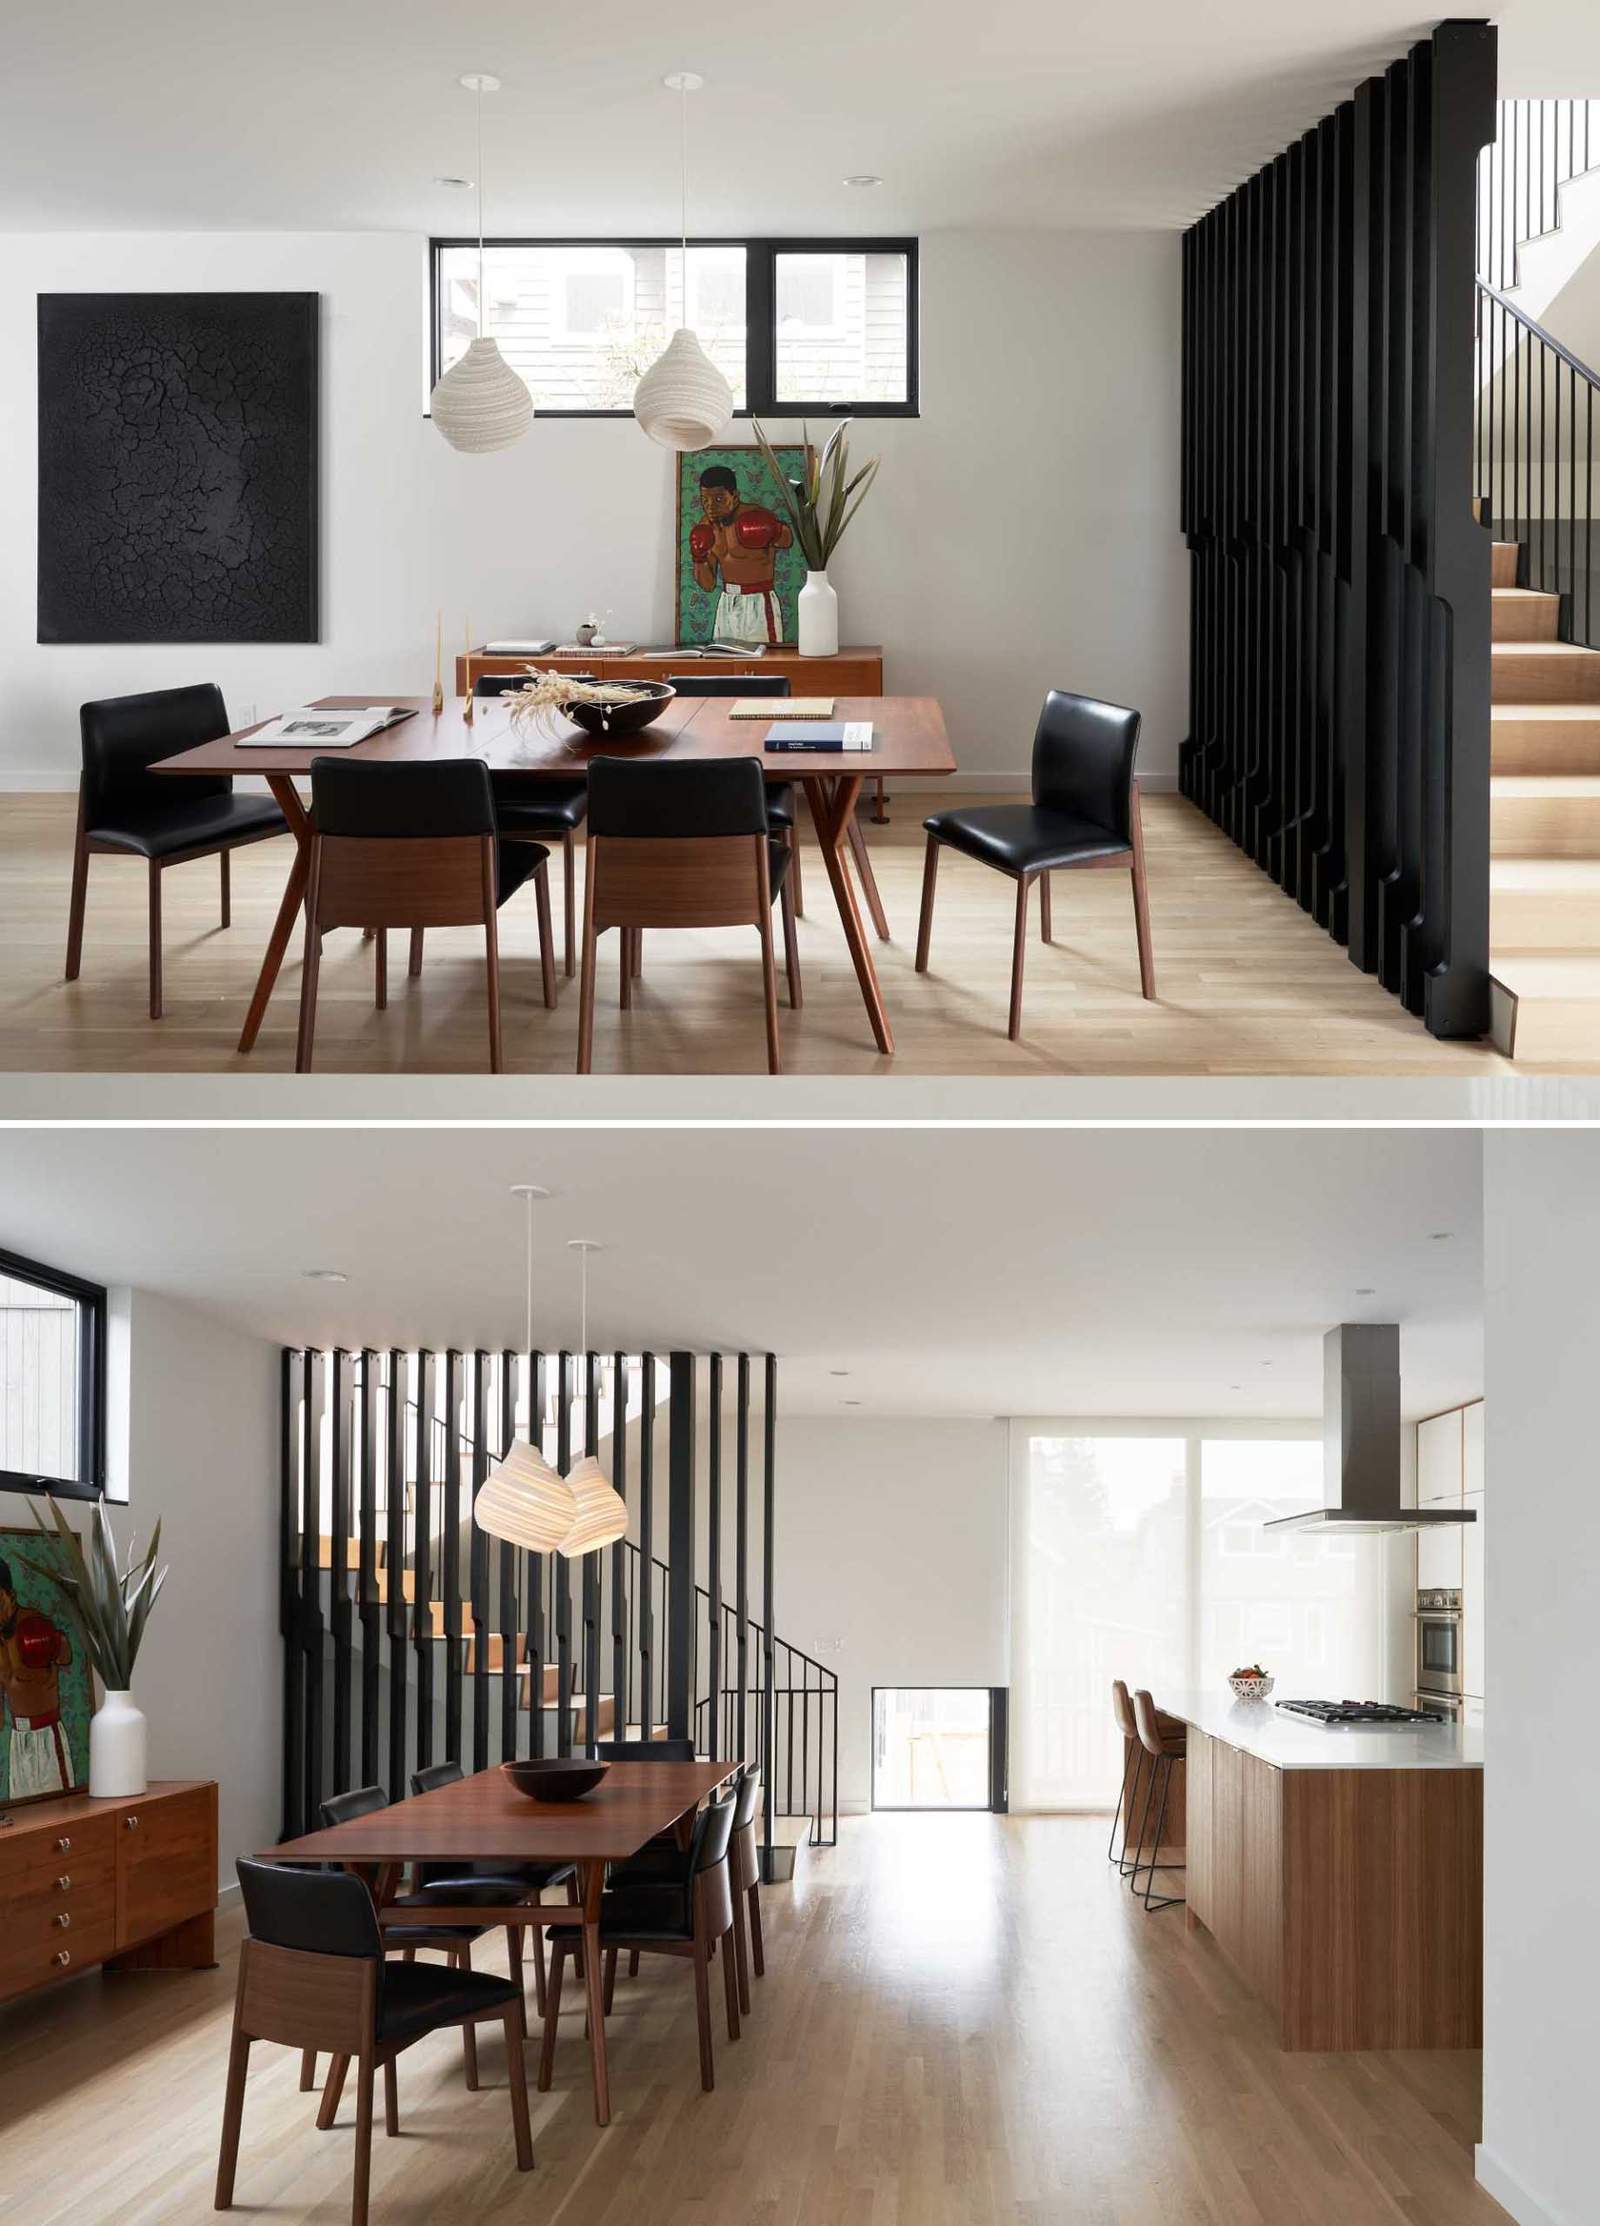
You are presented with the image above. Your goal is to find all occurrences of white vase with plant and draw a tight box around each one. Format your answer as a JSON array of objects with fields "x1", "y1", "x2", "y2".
[
  {"x1": 751, "y1": 418, "x2": 880, "y2": 657},
  {"x1": 31, "y1": 1496, "x2": 167, "y2": 1799}
]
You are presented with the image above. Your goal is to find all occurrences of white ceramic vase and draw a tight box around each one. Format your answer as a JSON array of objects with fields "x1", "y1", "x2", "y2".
[
  {"x1": 798, "y1": 569, "x2": 839, "y2": 657},
  {"x1": 90, "y1": 1689, "x2": 147, "y2": 1799}
]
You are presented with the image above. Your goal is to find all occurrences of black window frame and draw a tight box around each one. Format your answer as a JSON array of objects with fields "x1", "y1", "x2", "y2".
[
  {"x1": 428, "y1": 235, "x2": 920, "y2": 419},
  {"x1": 0, "y1": 1245, "x2": 107, "y2": 1503}
]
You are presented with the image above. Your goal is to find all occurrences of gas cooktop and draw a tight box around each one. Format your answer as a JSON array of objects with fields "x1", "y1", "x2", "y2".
[{"x1": 1276, "y1": 1699, "x2": 1446, "y2": 1726}]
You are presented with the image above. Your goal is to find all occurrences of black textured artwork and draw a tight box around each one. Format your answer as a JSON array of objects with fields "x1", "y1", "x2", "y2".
[{"x1": 37, "y1": 292, "x2": 318, "y2": 643}]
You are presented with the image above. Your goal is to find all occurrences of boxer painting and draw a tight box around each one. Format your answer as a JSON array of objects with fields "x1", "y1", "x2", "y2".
[
  {"x1": 0, "y1": 1532, "x2": 90, "y2": 1806},
  {"x1": 675, "y1": 443, "x2": 806, "y2": 646}
]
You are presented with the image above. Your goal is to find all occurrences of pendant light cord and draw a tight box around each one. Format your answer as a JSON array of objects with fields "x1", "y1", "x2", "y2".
[
  {"x1": 523, "y1": 1187, "x2": 533, "y2": 1353},
  {"x1": 476, "y1": 79, "x2": 486, "y2": 338},
  {"x1": 680, "y1": 78, "x2": 689, "y2": 321}
]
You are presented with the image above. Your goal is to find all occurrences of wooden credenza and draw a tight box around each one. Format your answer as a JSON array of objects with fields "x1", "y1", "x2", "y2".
[{"x1": 0, "y1": 1779, "x2": 218, "y2": 2004}]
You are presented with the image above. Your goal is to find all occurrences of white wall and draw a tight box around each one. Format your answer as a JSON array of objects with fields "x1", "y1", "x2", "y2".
[
  {"x1": 765, "y1": 1417, "x2": 1009, "y2": 1813},
  {"x1": 106, "y1": 1288, "x2": 279, "y2": 1892},
  {"x1": 1477, "y1": 1135, "x2": 1600, "y2": 2226},
  {"x1": 0, "y1": 227, "x2": 1188, "y2": 791}
]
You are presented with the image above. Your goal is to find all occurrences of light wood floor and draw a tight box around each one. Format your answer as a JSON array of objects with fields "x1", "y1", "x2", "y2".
[
  {"x1": 4, "y1": 1815, "x2": 1504, "y2": 2226},
  {"x1": 0, "y1": 793, "x2": 1519, "y2": 1076}
]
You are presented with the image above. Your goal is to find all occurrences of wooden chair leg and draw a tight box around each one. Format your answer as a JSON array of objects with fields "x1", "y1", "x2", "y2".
[
  {"x1": 915, "y1": 833, "x2": 940, "y2": 972},
  {"x1": 148, "y1": 859, "x2": 163, "y2": 1019},
  {"x1": 299, "y1": 2049, "x2": 317, "y2": 2091},
  {"x1": 731, "y1": 1889, "x2": 752, "y2": 2016},
  {"x1": 382, "y1": 2057, "x2": 399, "y2": 2137},
  {"x1": 484, "y1": 913, "x2": 504, "y2": 1075},
  {"x1": 628, "y1": 1950, "x2": 640, "y2": 1978},
  {"x1": 603, "y1": 1946, "x2": 618, "y2": 2016},
  {"x1": 400, "y1": 1946, "x2": 415, "y2": 1965},
  {"x1": 507, "y1": 1927, "x2": 526, "y2": 2030},
  {"x1": 64, "y1": 820, "x2": 90, "y2": 981},
  {"x1": 538, "y1": 1938, "x2": 568, "y2": 2091},
  {"x1": 576, "y1": 875, "x2": 599, "y2": 1073},
  {"x1": 633, "y1": 929, "x2": 644, "y2": 980},
  {"x1": 295, "y1": 924, "x2": 322, "y2": 1073},
  {"x1": 1040, "y1": 872, "x2": 1052, "y2": 944},
  {"x1": 748, "y1": 1882, "x2": 765, "y2": 1977},
  {"x1": 619, "y1": 923, "x2": 633, "y2": 1011},
  {"x1": 529, "y1": 1919, "x2": 547, "y2": 2016},
  {"x1": 758, "y1": 895, "x2": 782, "y2": 1076},
  {"x1": 789, "y1": 825, "x2": 804, "y2": 915},
  {"x1": 1008, "y1": 874, "x2": 1030, "y2": 1042},
  {"x1": 1129, "y1": 789, "x2": 1157, "y2": 999},
  {"x1": 409, "y1": 926, "x2": 425, "y2": 977},
  {"x1": 562, "y1": 831, "x2": 577, "y2": 978},
  {"x1": 721, "y1": 1921, "x2": 741, "y2": 2042},
  {"x1": 220, "y1": 846, "x2": 231, "y2": 928},
  {"x1": 692, "y1": 1939, "x2": 715, "y2": 2091},
  {"x1": 214, "y1": 2018, "x2": 251, "y2": 2209},
  {"x1": 374, "y1": 927, "x2": 387, "y2": 1011},
  {"x1": 455, "y1": 1945, "x2": 480, "y2": 2088},
  {"x1": 317, "y1": 2054, "x2": 349, "y2": 2129},
  {"x1": 780, "y1": 865, "x2": 803, "y2": 1010},
  {"x1": 504, "y1": 2008, "x2": 535, "y2": 2173},
  {"x1": 351, "y1": 2056, "x2": 375, "y2": 2226},
  {"x1": 534, "y1": 862, "x2": 557, "y2": 1010}
]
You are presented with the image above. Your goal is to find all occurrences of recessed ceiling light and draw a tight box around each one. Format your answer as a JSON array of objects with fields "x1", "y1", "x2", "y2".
[
  {"x1": 301, "y1": 1268, "x2": 348, "y2": 1284},
  {"x1": 434, "y1": 175, "x2": 474, "y2": 189},
  {"x1": 1429, "y1": 1231, "x2": 1452, "y2": 1241},
  {"x1": 829, "y1": 1369, "x2": 851, "y2": 1378},
  {"x1": 844, "y1": 173, "x2": 882, "y2": 188},
  {"x1": 509, "y1": 1184, "x2": 552, "y2": 1201},
  {"x1": 1355, "y1": 1286, "x2": 1376, "y2": 1296},
  {"x1": 1229, "y1": 1383, "x2": 1242, "y2": 1391},
  {"x1": 843, "y1": 1398, "x2": 862, "y2": 1406},
  {"x1": 459, "y1": 71, "x2": 501, "y2": 94}
]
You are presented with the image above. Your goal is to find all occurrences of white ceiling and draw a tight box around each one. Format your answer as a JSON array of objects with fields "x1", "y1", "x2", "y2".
[
  {"x1": 0, "y1": 2, "x2": 1549, "y2": 235},
  {"x1": 0, "y1": 1127, "x2": 1483, "y2": 1419}
]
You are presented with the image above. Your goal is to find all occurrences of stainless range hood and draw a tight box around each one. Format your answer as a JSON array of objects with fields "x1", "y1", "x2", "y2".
[{"x1": 1262, "y1": 1323, "x2": 1477, "y2": 1534}]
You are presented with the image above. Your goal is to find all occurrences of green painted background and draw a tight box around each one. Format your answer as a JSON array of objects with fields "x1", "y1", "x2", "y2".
[
  {"x1": 676, "y1": 444, "x2": 807, "y2": 645},
  {"x1": 1, "y1": 1526, "x2": 93, "y2": 1805}
]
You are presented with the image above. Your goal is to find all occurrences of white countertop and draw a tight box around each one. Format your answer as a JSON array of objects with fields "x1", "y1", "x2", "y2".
[{"x1": 1158, "y1": 1688, "x2": 1483, "y2": 1770}]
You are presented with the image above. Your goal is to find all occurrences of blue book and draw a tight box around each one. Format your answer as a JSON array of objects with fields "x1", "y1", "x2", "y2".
[{"x1": 764, "y1": 721, "x2": 874, "y2": 752}]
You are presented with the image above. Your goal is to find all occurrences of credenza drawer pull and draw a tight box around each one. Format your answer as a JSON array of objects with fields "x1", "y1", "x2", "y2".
[
  {"x1": 53, "y1": 1912, "x2": 71, "y2": 1930},
  {"x1": 123, "y1": 1815, "x2": 139, "y2": 1830},
  {"x1": 55, "y1": 1837, "x2": 71, "y2": 1854},
  {"x1": 57, "y1": 1875, "x2": 72, "y2": 1891},
  {"x1": 53, "y1": 1950, "x2": 71, "y2": 1968}
]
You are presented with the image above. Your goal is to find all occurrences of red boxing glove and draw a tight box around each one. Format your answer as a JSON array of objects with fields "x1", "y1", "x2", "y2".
[
  {"x1": 733, "y1": 506, "x2": 783, "y2": 552},
  {"x1": 689, "y1": 522, "x2": 715, "y2": 562},
  {"x1": 15, "y1": 1611, "x2": 60, "y2": 1670}
]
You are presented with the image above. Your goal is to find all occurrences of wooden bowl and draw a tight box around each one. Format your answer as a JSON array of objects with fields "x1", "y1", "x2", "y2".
[
  {"x1": 501, "y1": 1758, "x2": 610, "y2": 1803},
  {"x1": 563, "y1": 681, "x2": 675, "y2": 739}
]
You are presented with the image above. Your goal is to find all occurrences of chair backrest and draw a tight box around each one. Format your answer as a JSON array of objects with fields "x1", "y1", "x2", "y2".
[
  {"x1": 411, "y1": 1760, "x2": 464, "y2": 1797},
  {"x1": 586, "y1": 756, "x2": 769, "y2": 840},
  {"x1": 308, "y1": 758, "x2": 499, "y2": 932},
  {"x1": 236, "y1": 1856, "x2": 382, "y2": 1960},
  {"x1": 586, "y1": 758, "x2": 773, "y2": 931},
  {"x1": 597, "y1": 1737, "x2": 696, "y2": 1763},
  {"x1": 320, "y1": 1784, "x2": 389, "y2": 1830},
  {"x1": 692, "y1": 1794, "x2": 738, "y2": 1875},
  {"x1": 1131, "y1": 1688, "x2": 1171, "y2": 1760},
  {"x1": 79, "y1": 684, "x2": 232, "y2": 820},
  {"x1": 732, "y1": 1767, "x2": 762, "y2": 1833},
  {"x1": 1111, "y1": 1679, "x2": 1136, "y2": 1740},
  {"x1": 1030, "y1": 690, "x2": 1142, "y2": 840},
  {"x1": 663, "y1": 674, "x2": 791, "y2": 698}
]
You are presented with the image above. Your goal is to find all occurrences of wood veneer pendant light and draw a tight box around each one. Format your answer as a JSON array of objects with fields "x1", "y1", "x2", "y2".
[
  {"x1": 632, "y1": 72, "x2": 735, "y2": 451},
  {"x1": 559, "y1": 1239, "x2": 629, "y2": 1554},
  {"x1": 429, "y1": 73, "x2": 533, "y2": 453},
  {"x1": 473, "y1": 1186, "x2": 577, "y2": 1551}
]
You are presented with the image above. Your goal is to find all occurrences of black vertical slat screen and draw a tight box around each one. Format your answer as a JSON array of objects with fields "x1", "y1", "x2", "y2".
[
  {"x1": 277, "y1": 1348, "x2": 837, "y2": 1849},
  {"x1": 1180, "y1": 19, "x2": 1495, "y2": 1038}
]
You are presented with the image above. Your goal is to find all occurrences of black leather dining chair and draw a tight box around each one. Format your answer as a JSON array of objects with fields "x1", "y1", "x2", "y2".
[
  {"x1": 475, "y1": 672, "x2": 590, "y2": 979},
  {"x1": 407, "y1": 1759, "x2": 575, "y2": 2013},
  {"x1": 66, "y1": 684, "x2": 287, "y2": 1019},
  {"x1": 915, "y1": 689, "x2": 1156, "y2": 1040},
  {"x1": 219, "y1": 1858, "x2": 532, "y2": 2226},
  {"x1": 664, "y1": 672, "x2": 802, "y2": 913},
  {"x1": 297, "y1": 757, "x2": 555, "y2": 1073},
  {"x1": 577, "y1": 757, "x2": 799, "y2": 1074}
]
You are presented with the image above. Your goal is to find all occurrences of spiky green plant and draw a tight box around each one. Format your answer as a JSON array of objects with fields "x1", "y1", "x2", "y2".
[
  {"x1": 25, "y1": 1495, "x2": 167, "y2": 1691},
  {"x1": 750, "y1": 418, "x2": 880, "y2": 571}
]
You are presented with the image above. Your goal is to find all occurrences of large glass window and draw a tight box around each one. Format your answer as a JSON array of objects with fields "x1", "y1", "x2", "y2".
[
  {"x1": 430, "y1": 238, "x2": 917, "y2": 417},
  {"x1": 0, "y1": 1248, "x2": 106, "y2": 1500},
  {"x1": 1010, "y1": 1425, "x2": 1384, "y2": 1809},
  {"x1": 872, "y1": 1688, "x2": 993, "y2": 1809}
]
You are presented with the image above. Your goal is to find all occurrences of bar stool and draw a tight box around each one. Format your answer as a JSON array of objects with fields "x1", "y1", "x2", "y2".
[
  {"x1": 1127, "y1": 1689, "x2": 1186, "y2": 1912},
  {"x1": 1107, "y1": 1679, "x2": 1146, "y2": 1875}
]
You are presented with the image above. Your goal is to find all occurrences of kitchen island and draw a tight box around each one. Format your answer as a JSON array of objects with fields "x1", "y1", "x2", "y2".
[{"x1": 1162, "y1": 1690, "x2": 1483, "y2": 2051}]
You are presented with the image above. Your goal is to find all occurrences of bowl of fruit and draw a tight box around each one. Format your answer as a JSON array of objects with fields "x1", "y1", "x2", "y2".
[{"x1": 1228, "y1": 1665, "x2": 1275, "y2": 1704}]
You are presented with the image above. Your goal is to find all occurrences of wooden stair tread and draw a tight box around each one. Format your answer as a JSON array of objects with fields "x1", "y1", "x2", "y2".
[
  {"x1": 1493, "y1": 702, "x2": 1600, "y2": 721},
  {"x1": 1492, "y1": 587, "x2": 1557, "y2": 601},
  {"x1": 1490, "y1": 951, "x2": 1600, "y2": 994},
  {"x1": 1491, "y1": 857, "x2": 1600, "y2": 888},
  {"x1": 1491, "y1": 775, "x2": 1600, "y2": 797},
  {"x1": 1491, "y1": 639, "x2": 1600, "y2": 657}
]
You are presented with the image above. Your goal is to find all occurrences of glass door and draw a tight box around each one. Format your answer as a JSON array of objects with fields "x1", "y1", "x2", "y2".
[{"x1": 872, "y1": 1688, "x2": 994, "y2": 1810}]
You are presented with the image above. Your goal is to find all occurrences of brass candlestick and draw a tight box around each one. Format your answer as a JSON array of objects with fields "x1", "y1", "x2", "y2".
[
  {"x1": 431, "y1": 610, "x2": 444, "y2": 716},
  {"x1": 462, "y1": 616, "x2": 475, "y2": 727}
]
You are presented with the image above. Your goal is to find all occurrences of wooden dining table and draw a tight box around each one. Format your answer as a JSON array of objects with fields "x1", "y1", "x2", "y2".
[
  {"x1": 267, "y1": 1757, "x2": 741, "y2": 2125},
  {"x1": 151, "y1": 692, "x2": 957, "y2": 1057}
]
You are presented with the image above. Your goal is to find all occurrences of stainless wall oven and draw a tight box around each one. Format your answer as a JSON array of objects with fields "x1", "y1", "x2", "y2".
[{"x1": 1415, "y1": 1587, "x2": 1463, "y2": 1703}]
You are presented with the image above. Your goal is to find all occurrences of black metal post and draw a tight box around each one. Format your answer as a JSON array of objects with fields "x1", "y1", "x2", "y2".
[{"x1": 666, "y1": 1351, "x2": 697, "y2": 1745}]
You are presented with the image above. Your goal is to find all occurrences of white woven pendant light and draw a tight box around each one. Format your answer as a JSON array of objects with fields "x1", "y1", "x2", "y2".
[
  {"x1": 430, "y1": 73, "x2": 532, "y2": 454},
  {"x1": 474, "y1": 1187, "x2": 576, "y2": 1553},
  {"x1": 633, "y1": 72, "x2": 733, "y2": 452},
  {"x1": 559, "y1": 1242, "x2": 629, "y2": 1555}
]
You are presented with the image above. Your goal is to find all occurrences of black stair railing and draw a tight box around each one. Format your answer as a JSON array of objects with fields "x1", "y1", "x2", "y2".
[
  {"x1": 1478, "y1": 98, "x2": 1600, "y2": 294},
  {"x1": 1476, "y1": 281, "x2": 1600, "y2": 650}
]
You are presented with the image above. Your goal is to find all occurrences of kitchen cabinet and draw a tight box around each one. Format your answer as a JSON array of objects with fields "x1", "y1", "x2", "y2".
[
  {"x1": 1418, "y1": 1520, "x2": 1464, "y2": 1590},
  {"x1": 1417, "y1": 1410, "x2": 1464, "y2": 1503}
]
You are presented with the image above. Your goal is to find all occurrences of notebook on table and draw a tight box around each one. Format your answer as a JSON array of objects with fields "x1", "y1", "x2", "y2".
[
  {"x1": 764, "y1": 721, "x2": 874, "y2": 753},
  {"x1": 729, "y1": 697, "x2": 835, "y2": 720},
  {"x1": 239, "y1": 705, "x2": 418, "y2": 747}
]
